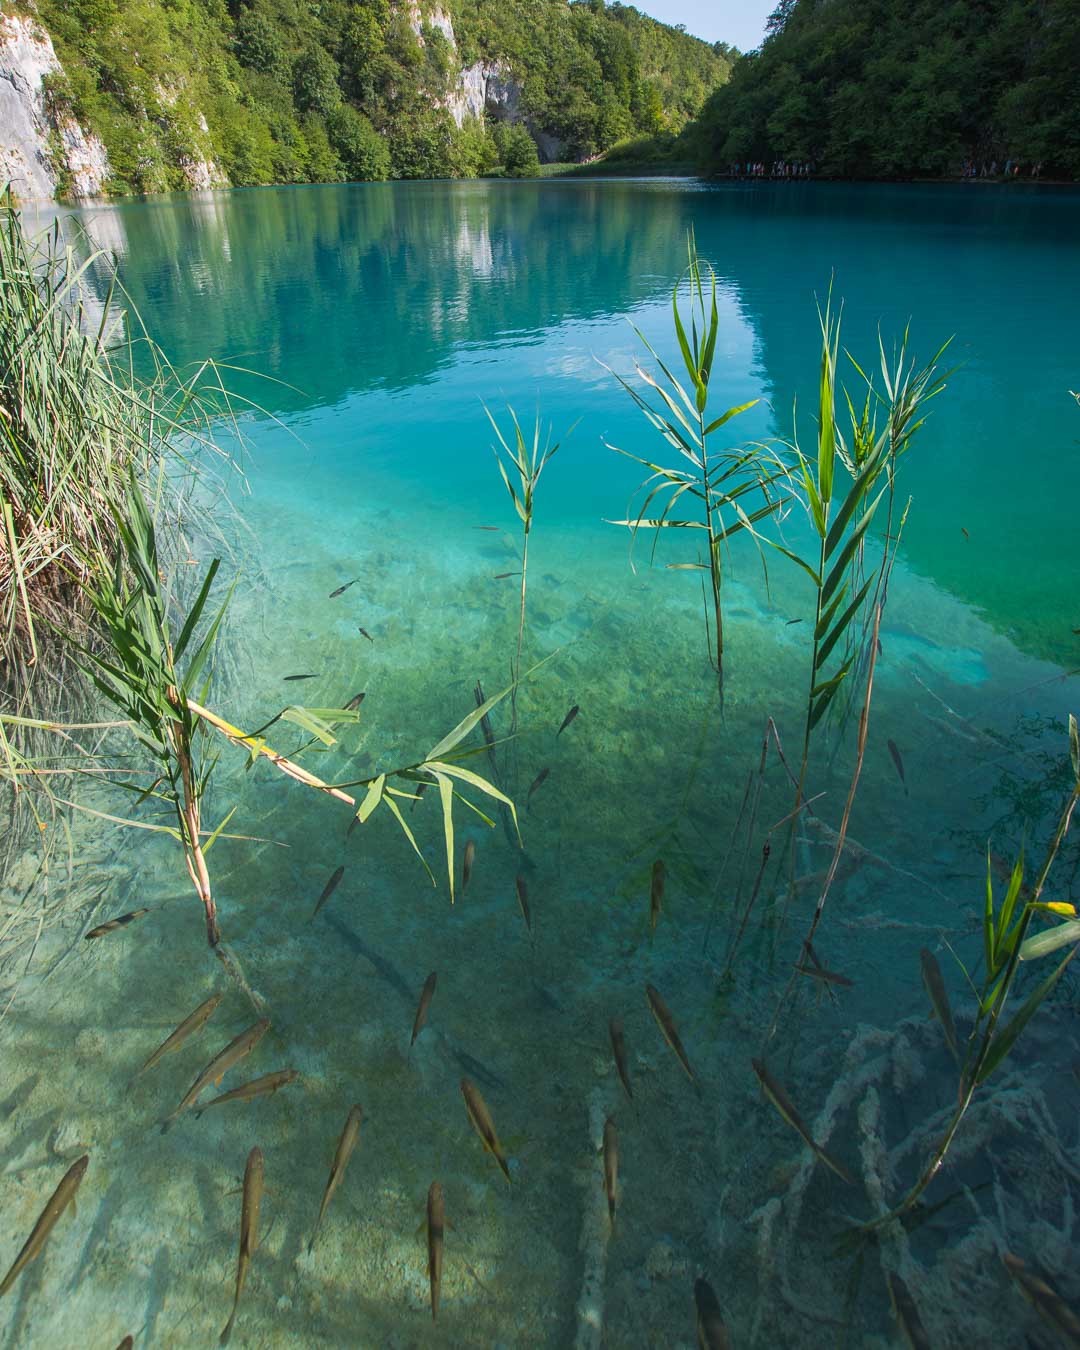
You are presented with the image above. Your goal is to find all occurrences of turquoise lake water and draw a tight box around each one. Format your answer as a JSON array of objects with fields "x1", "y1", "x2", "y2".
[{"x1": 3, "y1": 179, "x2": 1080, "y2": 1347}]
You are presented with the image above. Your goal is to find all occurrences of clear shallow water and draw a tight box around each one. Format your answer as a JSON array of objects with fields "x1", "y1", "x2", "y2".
[{"x1": 3, "y1": 180, "x2": 1080, "y2": 1347}]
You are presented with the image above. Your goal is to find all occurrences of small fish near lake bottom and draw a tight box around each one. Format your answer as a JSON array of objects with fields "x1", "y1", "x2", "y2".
[
  {"x1": 557, "y1": 704, "x2": 580, "y2": 736},
  {"x1": 0, "y1": 1154, "x2": 89, "y2": 1296},
  {"x1": 460, "y1": 1078, "x2": 512, "y2": 1184},
  {"x1": 311, "y1": 865, "x2": 345, "y2": 920},
  {"x1": 310, "y1": 1104, "x2": 364, "y2": 1250},
  {"x1": 220, "y1": 1146, "x2": 264, "y2": 1345},
  {"x1": 645, "y1": 984, "x2": 695, "y2": 1083},
  {"x1": 85, "y1": 908, "x2": 150, "y2": 940}
]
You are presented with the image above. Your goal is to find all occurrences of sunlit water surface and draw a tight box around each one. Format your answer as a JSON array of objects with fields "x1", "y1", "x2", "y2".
[{"x1": 4, "y1": 180, "x2": 1080, "y2": 1348}]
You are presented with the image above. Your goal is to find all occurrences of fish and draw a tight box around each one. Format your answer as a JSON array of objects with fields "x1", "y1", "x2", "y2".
[
  {"x1": 609, "y1": 1017, "x2": 633, "y2": 1103},
  {"x1": 328, "y1": 578, "x2": 358, "y2": 598},
  {"x1": 960, "y1": 527, "x2": 970, "y2": 540},
  {"x1": 515, "y1": 874, "x2": 532, "y2": 932},
  {"x1": 1002, "y1": 1252, "x2": 1080, "y2": 1343},
  {"x1": 750, "y1": 1058, "x2": 853, "y2": 1184},
  {"x1": 785, "y1": 618, "x2": 802, "y2": 626},
  {"x1": 472, "y1": 525, "x2": 500, "y2": 530},
  {"x1": 793, "y1": 962, "x2": 854, "y2": 989},
  {"x1": 283, "y1": 673, "x2": 318, "y2": 681},
  {"x1": 0, "y1": 1154, "x2": 89, "y2": 1296},
  {"x1": 357, "y1": 627, "x2": 374, "y2": 642},
  {"x1": 526, "y1": 767, "x2": 550, "y2": 809},
  {"x1": 427, "y1": 1181, "x2": 444, "y2": 1322},
  {"x1": 134, "y1": 992, "x2": 223, "y2": 1078},
  {"x1": 116, "y1": 1339, "x2": 134, "y2": 1350},
  {"x1": 694, "y1": 1276, "x2": 729, "y2": 1348},
  {"x1": 793, "y1": 942, "x2": 853, "y2": 989},
  {"x1": 411, "y1": 972, "x2": 438, "y2": 1047},
  {"x1": 473, "y1": 681, "x2": 500, "y2": 780},
  {"x1": 645, "y1": 984, "x2": 695, "y2": 1082},
  {"x1": 887, "y1": 738, "x2": 907, "y2": 792},
  {"x1": 311, "y1": 865, "x2": 345, "y2": 920},
  {"x1": 343, "y1": 691, "x2": 366, "y2": 711},
  {"x1": 412, "y1": 780, "x2": 429, "y2": 812},
  {"x1": 220, "y1": 1146, "x2": 263, "y2": 1346},
  {"x1": 310, "y1": 1104, "x2": 363, "y2": 1249},
  {"x1": 460, "y1": 1078, "x2": 511, "y2": 1184},
  {"x1": 602, "y1": 1117, "x2": 618, "y2": 1226},
  {"x1": 193, "y1": 1069, "x2": 299, "y2": 1117},
  {"x1": 886, "y1": 1271, "x2": 932, "y2": 1349},
  {"x1": 919, "y1": 947, "x2": 960, "y2": 1063},
  {"x1": 85, "y1": 908, "x2": 150, "y2": 940},
  {"x1": 325, "y1": 914, "x2": 507, "y2": 1089},
  {"x1": 462, "y1": 839, "x2": 476, "y2": 891},
  {"x1": 557, "y1": 704, "x2": 580, "y2": 736},
  {"x1": 650, "y1": 859, "x2": 665, "y2": 935},
  {"x1": 493, "y1": 571, "x2": 520, "y2": 579},
  {"x1": 164, "y1": 1019, "x2": 271, "y2": 1128}
]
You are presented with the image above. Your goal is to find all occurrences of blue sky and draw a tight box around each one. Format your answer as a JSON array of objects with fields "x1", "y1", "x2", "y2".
[{"x1": 638, "y1": 0, "x2": 774, "y2": 51}]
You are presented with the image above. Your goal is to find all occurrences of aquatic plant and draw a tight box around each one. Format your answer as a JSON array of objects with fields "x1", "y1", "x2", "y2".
[
  {"x1": 486, "y1": 405, "x2": 568, "y2": 750},
  {"x1": 604, "y1": 238, "x2": 790, "y2": 689},
  {"x1": 778, "y1": 299, "x2": 949, "y2": 788},
  {"x1": 0, "y1": 202, "x2": 234, "y2": 676},
  {"x1": 858, "y1": 716, "x2": 1080, "y2": 1232}
]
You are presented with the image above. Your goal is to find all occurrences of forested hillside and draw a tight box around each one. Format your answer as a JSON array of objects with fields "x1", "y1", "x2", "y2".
[
  {"x1": 16, "y1": 0, "x2": 730, "y2": 194},
  {"x1": 692, "y1": 0, "x2": 1080, "y2": 179}
]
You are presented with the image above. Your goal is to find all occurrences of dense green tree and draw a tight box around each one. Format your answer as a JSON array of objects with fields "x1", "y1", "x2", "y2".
[
  {"x1": 502, "y1": 123, "x2": 539, "y2": 176},
  {"x1": 693, "y1": 0, "x2": 1080, "y2": 179},
  {"x1": 24, "y1": 0, "x2": 733, "y2": 193}
]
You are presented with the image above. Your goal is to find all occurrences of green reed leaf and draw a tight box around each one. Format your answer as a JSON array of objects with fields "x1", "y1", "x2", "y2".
[
  {"x1": 1018, "y1": 919, "x2": 1080, "y2": 962},
  {"x1": 978, "y1": 947, "x2": 1077, "y2": 1084}
]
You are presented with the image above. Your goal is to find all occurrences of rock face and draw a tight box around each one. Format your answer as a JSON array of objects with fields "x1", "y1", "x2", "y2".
[
  {"x1": 0, "y1": 12, "x2": 110, "y2": 200},
  {"x1": 446, "y1": 59, "x2": 520, "y2": 129},
  {"x1": 404, "y1": 2, "x2": 564, "y2": 158}
]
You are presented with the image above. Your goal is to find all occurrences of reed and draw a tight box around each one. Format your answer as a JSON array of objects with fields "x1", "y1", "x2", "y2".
[
  {"x1": 853, "y1": 716, "x2": 1080, "y2": 1235},
  {"x1": 486, "y1": 405, "x2": 567, "y2": 756},
  {"x1": 0, "y1": 201, "x2": 235, "y2": 678},
  {"x1": 604, "y1": 236, "x2": 791, "y2": 690}
]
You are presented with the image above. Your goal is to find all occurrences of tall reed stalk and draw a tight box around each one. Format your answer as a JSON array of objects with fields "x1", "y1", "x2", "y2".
[
  {"x1": 487, "y1": 407, "x2": 567, "y2": 751},
  {"x1": 605, "y1": 237, "x2": 790, "y2": 691},
  {"x1": 777, "y1": 301, "x2": 949, "y2": 837},
  {"x1": 853, "y1": 717, "x2": 1080, "y2": 1235}
]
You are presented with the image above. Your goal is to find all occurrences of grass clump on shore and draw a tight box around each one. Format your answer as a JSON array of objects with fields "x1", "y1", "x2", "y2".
[{"x1": 0, "y1": 201, "x2": 233, "y2": 681}]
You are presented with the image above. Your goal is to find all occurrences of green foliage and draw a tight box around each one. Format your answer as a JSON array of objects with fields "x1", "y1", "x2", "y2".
[
  {"x1": 327, "y1": 104, "x2": 391, "y2": 182},
  {"x1": 501, "y1": 124, "x2": 539, "y2": 177},
  {"x1": 604, "y1": 239, "x2": 789, "y2": 688},
  {"x1": 693, "y1": 0, "x2": 1080, "y2": 179},
  {"x1": 23, "y1": 0, "x2": 730, "y2": 193}
]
